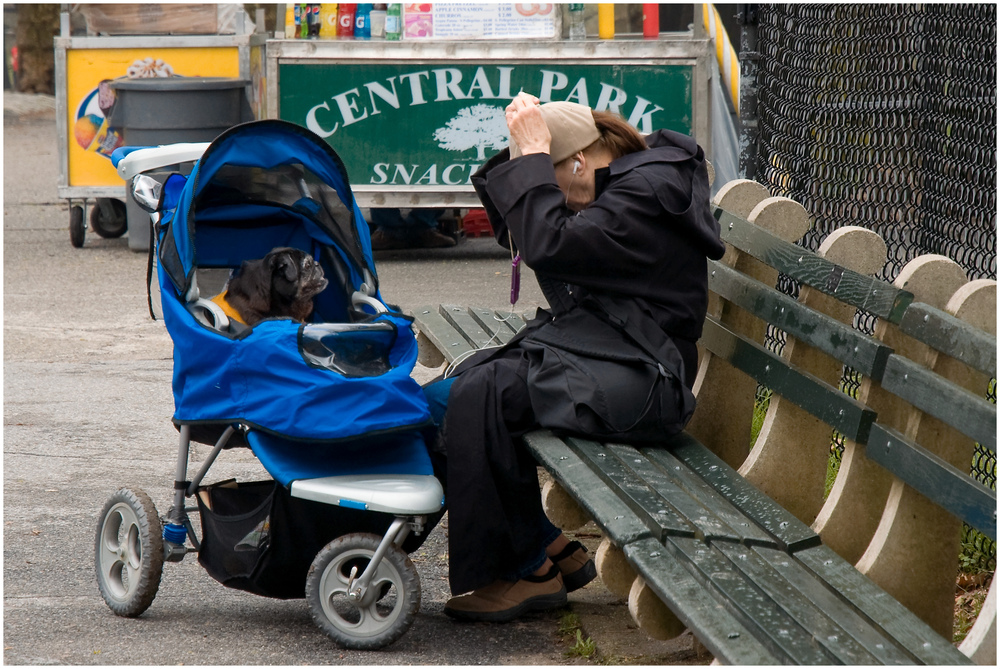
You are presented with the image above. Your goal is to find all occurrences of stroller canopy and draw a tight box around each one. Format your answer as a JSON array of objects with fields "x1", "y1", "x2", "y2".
[
  {"x1": 154, "y1": 120, "x2": 430, "y2": 444},
  {"x1": 162, "y1": 119, "x2": 378, "y2": 303}
]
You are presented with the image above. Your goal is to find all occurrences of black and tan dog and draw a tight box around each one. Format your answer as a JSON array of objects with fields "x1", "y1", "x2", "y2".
[{"x1": 211, "y1": 247, "x2": 329, "y2": 327}]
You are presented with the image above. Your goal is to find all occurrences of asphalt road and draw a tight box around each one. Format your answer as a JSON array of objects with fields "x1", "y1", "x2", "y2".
[{"x1": 2, "y1": 95, "x2": 701, "y2": 666}]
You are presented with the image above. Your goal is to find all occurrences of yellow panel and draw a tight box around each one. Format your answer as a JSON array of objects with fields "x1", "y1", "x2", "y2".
[{"x1": 66, "y1": 47, "x2": 240, "y2": 187}]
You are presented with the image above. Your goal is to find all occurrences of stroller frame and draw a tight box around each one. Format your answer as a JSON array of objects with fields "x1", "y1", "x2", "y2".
[{"x1": 95, "y1": 122, "x2": 444, "y2": 650}]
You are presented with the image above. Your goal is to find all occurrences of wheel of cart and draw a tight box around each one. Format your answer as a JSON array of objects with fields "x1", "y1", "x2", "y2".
[
  {"x1": 69, "y1": 203, "x2": 86, "y2": 248},
  {"x1": 90, "y1": 198, "x2": 128, "y2": 238},
  {"x1": 68, "y1": 198, "x2": 129, "y2": 248}
]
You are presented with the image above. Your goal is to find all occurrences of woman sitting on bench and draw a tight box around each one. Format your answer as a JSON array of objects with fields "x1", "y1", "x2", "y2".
[{"x1": 423, "y1": 94, "x2": 726, "y2": 622}]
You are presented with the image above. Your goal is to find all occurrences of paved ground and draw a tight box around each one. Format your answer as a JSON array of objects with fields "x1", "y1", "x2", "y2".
[{"x1": 3, "y1": 91, "x2": 705, "y2": 665}]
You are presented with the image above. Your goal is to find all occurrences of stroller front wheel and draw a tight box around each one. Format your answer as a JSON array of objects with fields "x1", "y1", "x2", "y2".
[
  {"x1": 306, "y1": 533, "x2": 420, "y2": 650},
  {"x1": 94, "y1": 488, "x2": 164, "y2": 617}
]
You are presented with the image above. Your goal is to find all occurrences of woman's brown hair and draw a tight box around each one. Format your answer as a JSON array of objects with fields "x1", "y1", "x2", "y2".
[{"x1": 591, "y1": 110, "x2": 648, "y2": 160}]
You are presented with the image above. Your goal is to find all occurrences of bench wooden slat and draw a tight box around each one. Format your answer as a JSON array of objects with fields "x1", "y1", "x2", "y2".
[
  {"x1": 897, "y1": 302, "x2": 997, "y2": 376},
  {"x1": 701, "y1": 316, "x2": 877, "y2": 444},
  {"x1": 713, "y1": 542, "x2": 889, "y2": 665},
  {"x1": 880, "y1": 355, "x2": 996, "y2": 451},
  {"x1": 866, "y1": 424, "x2": 997, "y2": 539},
  {"x1": 411, "y1": 305, "x2": 473, "y2": 364},
  {"x1": 565, "y1": 438, "x2": 697, "y2": 540},
  {"x1": 624, "y1": 537, "x2": 780, "y2": 665},
  {"x1": 664, "y1": 432, "x2": 821, "y2": 552},
  {"x1": 753, "y1": 546, "x2": 919, "y2": 665},
  {"x1": 468, "y1": 306, "x2": 522, "y2": 346},
  {"x1": 669, "y1": 536, "x2": 839, "y2": 664},
  {"x1": 714, "y1": 207, "x2": 914, "y2": 323},
  {"x1": 794, "y1": 545, "x2": 974, "y2": 666},
  {"x1": 708, "y1": 259, "x2": 893, "y2": 380},
  {"x1": 440, "y1": 304, "x2": 497, "y2": 350},
  {"x1": 614, "y1": 442, "x2": 780, "y2": 548},
  {"x1": 523, "y1": 430, "x2": 654, "y2": 547}
]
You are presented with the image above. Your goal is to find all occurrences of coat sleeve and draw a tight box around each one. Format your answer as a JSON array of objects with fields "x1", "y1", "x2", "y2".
[{"x1": 483, "y1": 154, "x2": 683, "y2": 291}]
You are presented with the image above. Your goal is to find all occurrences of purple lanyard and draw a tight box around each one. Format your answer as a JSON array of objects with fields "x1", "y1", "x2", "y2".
[{"x1": 510, "y1": 253, "x2": 521, "y2": 305}]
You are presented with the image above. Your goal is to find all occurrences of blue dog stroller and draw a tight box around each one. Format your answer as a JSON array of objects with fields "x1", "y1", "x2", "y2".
[{"x1": 94, "y1": 120, "x2": 444, "y2": 649}]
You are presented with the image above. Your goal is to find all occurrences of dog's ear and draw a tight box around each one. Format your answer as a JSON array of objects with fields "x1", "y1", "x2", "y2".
[{"x1": 269, "y1": 251, "x2": 302, "y2": 303}]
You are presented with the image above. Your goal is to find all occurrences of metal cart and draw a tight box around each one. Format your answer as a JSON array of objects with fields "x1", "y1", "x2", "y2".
[{"x1": 53, "y1": 9, "x2": 267, "y2": 250}]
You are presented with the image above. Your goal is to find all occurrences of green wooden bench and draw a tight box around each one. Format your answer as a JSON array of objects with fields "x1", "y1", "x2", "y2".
[{"x1": 411, "y1": 179, "x2": 995, "y2": 665}]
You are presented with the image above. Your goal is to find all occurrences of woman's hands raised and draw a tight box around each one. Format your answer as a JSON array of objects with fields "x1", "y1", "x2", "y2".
[{"x1": 505, "y1": 93, "x2": 551, "y2": 157}]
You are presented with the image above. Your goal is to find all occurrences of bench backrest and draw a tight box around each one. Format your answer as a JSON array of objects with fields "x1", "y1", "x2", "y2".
[{"x1": 690, "y1": 179, "x2": 996, "y2": 650}]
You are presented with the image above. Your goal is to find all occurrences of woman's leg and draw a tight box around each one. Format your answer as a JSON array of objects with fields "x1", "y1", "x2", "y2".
[{"x1": 437, "y1": 350, "x2": 567, "y2": 599}]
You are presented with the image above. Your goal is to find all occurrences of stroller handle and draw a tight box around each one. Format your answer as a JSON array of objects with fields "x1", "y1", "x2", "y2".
[
  {"x1": 115, "y1": 143, "x2": 211, "y2": 180},
  {"x1": 352, "y1": 292, "x2": 388, "y2": 314}
]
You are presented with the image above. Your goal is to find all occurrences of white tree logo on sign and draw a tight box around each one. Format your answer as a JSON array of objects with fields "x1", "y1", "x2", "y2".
[{"x1": 433, "y1": 104, "x2": 509, "y2": 160}]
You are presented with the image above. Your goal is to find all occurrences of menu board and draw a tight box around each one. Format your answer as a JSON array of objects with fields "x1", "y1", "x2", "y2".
[{"x1": 404, "y1": 3, "x2": 558, "y2": 40}]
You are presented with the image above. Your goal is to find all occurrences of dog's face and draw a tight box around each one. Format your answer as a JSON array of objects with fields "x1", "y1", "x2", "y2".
[{"x1": 225, "y1": 247, "x2": 329, "y2": 326}]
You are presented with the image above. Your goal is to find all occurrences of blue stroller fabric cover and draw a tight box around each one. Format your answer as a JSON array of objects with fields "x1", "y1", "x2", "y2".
[
  {"x1": 246, "y1": 430, "x2": 433, "y2": 487},
  {"x1": 155, "y1": 120, "x2": 431, "y2": 443}
]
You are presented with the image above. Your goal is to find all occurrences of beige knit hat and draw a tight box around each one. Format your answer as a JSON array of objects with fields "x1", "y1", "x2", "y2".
[{"x1": 508, "y1": 101, "x2": 601, "y2": 164}]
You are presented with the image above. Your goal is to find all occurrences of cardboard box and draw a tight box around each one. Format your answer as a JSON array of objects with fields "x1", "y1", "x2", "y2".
[{"x1": 79, "y1": 4, "x2": 234, "y2": 36}]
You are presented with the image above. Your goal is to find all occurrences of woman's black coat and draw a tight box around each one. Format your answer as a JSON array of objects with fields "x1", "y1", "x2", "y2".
[{"x1": 439, "y1": 129, "x2": 725, "y2": 595}]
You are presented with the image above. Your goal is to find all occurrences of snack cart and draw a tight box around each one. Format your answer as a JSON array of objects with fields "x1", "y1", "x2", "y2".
[
  {"x1": 54, "y1": 5, "x2": 267, "y2": 249},
  {"x1": 265, "y1": 4, "x2": 713, "y2": 210}
]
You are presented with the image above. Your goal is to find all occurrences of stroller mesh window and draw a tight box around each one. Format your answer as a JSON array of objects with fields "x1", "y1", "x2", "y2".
[
  {"x1": 194, "y1": 163, "x2": 365, "y2": 275},
  {"x1": 299, "y1": 322, "x2": 397, "y2": 377}
]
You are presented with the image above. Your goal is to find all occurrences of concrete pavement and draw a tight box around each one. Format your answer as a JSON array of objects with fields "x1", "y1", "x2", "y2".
[{"x1": 2, "y1": 91, "x2": 703, "y2": 665}]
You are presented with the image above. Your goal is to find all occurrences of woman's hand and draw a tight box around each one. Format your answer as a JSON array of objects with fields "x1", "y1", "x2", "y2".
[{"x1": 506, "y1": 93, "x2": 551, "y2": 157}]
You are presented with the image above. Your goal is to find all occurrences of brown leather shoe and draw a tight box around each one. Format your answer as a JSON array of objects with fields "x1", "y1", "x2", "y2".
[
  {"x1": 413, "y1": 227, "x2": 457, "y2": 248},
  {"x1": 444, "y1": 564, "x2": 567, "y2": 622},
  {"x1": 550, "y1": 540, "x2": 597, "y2": 592},
  {"x1": 371, "y1": 229, "x2": 408, "y2": 250}
]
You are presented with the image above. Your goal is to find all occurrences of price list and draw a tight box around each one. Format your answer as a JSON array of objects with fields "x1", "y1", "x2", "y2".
[{"x1": 416, "y1": 3, "x2": 557, "y2": 40}]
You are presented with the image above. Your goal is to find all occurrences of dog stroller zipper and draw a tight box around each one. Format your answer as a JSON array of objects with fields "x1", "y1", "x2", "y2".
[{"x1": 94, "y1": 120, "x2": 443, "y2": 650}]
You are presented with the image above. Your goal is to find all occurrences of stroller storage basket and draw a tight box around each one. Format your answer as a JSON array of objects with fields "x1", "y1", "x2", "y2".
[
  {"x1": 196, "y1": 480, "x2": 338, "y2": 599},
  {"x1": 196, "y1": 479, "x2": 436, "y2": 599}
]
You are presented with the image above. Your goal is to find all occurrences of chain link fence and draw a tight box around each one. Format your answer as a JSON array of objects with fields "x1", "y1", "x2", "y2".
[{"x1": 741, "y1": 3, "x2": 996, "y2": 572}]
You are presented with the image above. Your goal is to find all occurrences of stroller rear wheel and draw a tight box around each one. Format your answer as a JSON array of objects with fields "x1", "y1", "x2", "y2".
[
  {"x1": 95, "y1": 488, "x2": 164, "y2": 617},
  {"x1": 306, "y1": 533, "x2": 420, "y2": 650}
]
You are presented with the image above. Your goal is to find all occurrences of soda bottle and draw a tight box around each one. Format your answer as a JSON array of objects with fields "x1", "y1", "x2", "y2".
[
  {"x1": 337, "y1": 3, "x2": 357, "y2": 38},
  {"x1": 293, "y1": 3, "x2": 304, "y2": 38},
  {"x1": 355, "y1": 3, "x2": 372, "y2": 39},
  {"x1": 642, "y1": 3, "x2": 659, "y2": 39},
  {"x1": 568, "y1": 4, "x2": 586, "y2": 40},
  {"x1": 385, "y1": 3, "x2": 402, "y2": 40},
  {"x1": 370, "y1": 3, "x2": 387, "y2": 39},
  {"x1": 319, "y1": 4, "x2": 339, "y2": 38},
  {"x1": 598, "y1": 3, "x2": 614, "y2": 39},
  {"x1": 285, "y1": 4, "x2": 296, "y2": 38},
  {"x1": 309, "y1": 4, "x2": 321, "y2": 38},
  {"x1": 300, "y1": 4, "x2": 309, "y2": 38}
]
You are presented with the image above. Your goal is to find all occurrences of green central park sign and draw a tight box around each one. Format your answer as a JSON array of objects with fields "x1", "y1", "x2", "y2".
[{"x1": 278, "y1": 62, "x2": 694, "y2": 189}]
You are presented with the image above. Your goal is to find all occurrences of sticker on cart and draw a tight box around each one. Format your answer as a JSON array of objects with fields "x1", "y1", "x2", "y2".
[
  {"x1": 404, "y1": 4, "x2": 433, "y2": 38},
  {"x1": 72, "y1": 58, "x2": 176, "y2": 160},
  {"x1": 73, "y1": 82, "x2": 124, "y2": 158},
  {"x1": 402, "y1": 3, "x2": 557, "y2": 40},
  {"x1": 65, "y1": 47, "x2": 239, "y2": 187}
]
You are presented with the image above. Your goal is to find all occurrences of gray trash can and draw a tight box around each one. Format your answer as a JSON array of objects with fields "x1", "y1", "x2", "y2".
[{"x1": 110, "y1": 76, "x2": 251, "y2": 250}]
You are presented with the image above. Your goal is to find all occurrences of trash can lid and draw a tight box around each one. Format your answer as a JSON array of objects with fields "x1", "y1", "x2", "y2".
[{"x1": 109, "y1": 77, "x2": 249, "y2": 91}]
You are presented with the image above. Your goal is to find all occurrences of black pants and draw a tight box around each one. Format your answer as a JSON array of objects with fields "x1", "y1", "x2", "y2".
[{"x1": 428, "y1": 347, "x2": 560, "y2": 596}]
